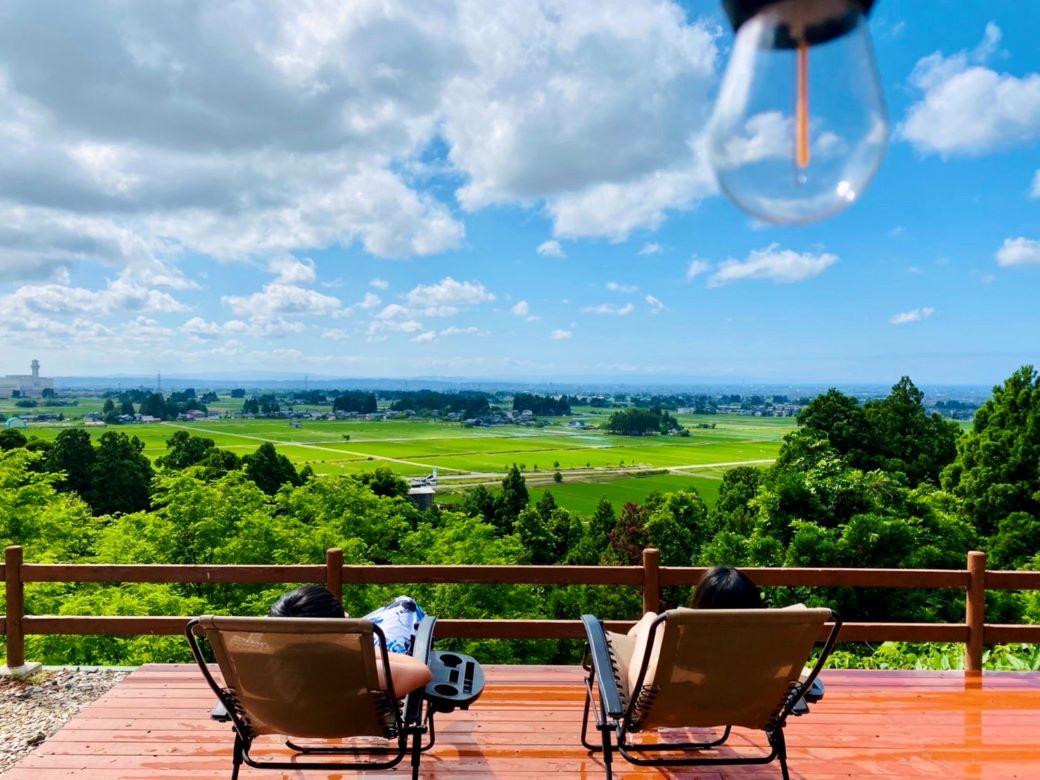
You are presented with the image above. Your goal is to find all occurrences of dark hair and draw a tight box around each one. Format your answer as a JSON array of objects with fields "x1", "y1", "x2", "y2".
[
  {"x1": 269, "y1": 585, "x2": 344, "y2": 618},
  {"x1": 689, "y1": 567, "x2": 763, "y2": 609}
]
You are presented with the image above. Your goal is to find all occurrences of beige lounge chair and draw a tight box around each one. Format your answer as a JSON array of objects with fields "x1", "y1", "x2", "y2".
[
  {"x1": 580, "y1": 607, "x2": 842, "y2": 779},
  {"x1": 186, "y1": 614, "x2": 435, "y2": 779}
]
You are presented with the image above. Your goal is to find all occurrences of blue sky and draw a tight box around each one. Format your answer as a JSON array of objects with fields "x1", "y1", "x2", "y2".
[{"x1": 0, "y1": 0, "x2": 1036, "y2": 385}]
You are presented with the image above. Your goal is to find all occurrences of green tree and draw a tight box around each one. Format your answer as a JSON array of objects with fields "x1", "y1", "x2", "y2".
[
  {"x1": 357, "y1": 467, "x2": 409, "y2": 499},
  {"x1": 459, "y1": 484, "x2": 497, "y2": 525},
  {"x1": 156, "y1": 431, "x2": 217, "y2": 470},
  {"x1": 0, "y1": 429, "x2": 27, "y2": 451},
  {"x1": 944, "y1": 366, "x2": 1040, "y2": 538},
  {"x1": 606, "y1": 502, "x2": 648, "y2": 564},
  {"x1": 242, "y1": 442, "x2": 302, "y2": 495},
  {"x1": 494, "y1": 464, "x2": 529, "y2": 534},
  {"x1": 44, "y1": 428, "x2": 96, "y2": 496},
  {"x1": 712, "y1": 465, "x2": 763, "y2": 535},
  {"x1": 86, "y1": 432, "x2": 154, "y2": 515}
]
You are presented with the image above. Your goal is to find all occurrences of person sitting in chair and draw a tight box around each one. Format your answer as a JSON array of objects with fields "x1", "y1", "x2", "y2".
[{"x1": 269, "y1": 585, "x2": 432, "y2": 692}]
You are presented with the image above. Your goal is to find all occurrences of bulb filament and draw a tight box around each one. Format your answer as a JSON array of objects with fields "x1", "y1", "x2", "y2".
[{"x1": 796, "y1": 41, "x2": 810, "y2": 170}]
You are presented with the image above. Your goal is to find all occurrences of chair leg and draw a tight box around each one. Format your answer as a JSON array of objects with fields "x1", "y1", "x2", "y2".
[
  {"x1": 773, "y1": 729, "x2": 790, "y2": 780},
  {"x1": 601, "y1": 726, "x2": 615, "y2": 780},
  {"x1": 410, "y1": 730, "x2": 422, "y2": 780},
  {"x1": 230, "y1": 732, "x2": 245, "y2": 780}
]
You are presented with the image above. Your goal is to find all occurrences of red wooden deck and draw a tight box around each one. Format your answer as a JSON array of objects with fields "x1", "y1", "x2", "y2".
[{"x1": 7, "y1": 663, "x2": 1040, "y2": 778}]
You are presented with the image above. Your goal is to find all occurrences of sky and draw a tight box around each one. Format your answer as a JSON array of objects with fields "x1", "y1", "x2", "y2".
[{"x1": 0, "y1": 0, "x2": 1036, "y2": 386}]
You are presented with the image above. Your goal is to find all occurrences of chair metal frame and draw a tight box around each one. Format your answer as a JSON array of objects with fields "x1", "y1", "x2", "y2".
[
  {"x1": 580, "y1": 609, "x2": 843, "y2": 780},
  {"x1": 186, "y1": 614, "x2": 437, "y2": 780}
]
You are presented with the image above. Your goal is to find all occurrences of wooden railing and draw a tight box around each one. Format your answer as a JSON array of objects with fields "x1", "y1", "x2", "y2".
[{"x1": 5, "y1": 545, "x2": 1040, "y2": 672}]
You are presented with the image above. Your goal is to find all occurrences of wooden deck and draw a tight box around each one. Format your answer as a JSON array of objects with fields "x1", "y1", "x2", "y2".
[{"x1": 7, "y1": 664, "x2": 1040, "y2": 778}]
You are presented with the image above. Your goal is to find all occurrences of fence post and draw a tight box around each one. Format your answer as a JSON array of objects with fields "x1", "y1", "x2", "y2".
[
  {"x1": 965, "y1": 550, "x2": 986, "y2": 673},
  {"x1": 326, "y1": 548, "x2": 344, "y2": 604},
  {"x1": 3, "y1": 545, "x2": 28, "y2": 673},
  {"x1": 642, "y1": 548, "x2": 661, "y2": 614}
]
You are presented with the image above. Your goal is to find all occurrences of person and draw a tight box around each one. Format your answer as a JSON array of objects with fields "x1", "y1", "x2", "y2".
[
  {"x1": 268, "y1": 585, "x2": 432, "y2": 693},
  {"x1": 270, "y1": 585, "x2": 427, "y2": 655},
  {"x1": 688, "y1": 566, "x2": 763, "y2": 610},
  {"x1": 627, "y1": 565, "x2": 764, "y2": 641}
]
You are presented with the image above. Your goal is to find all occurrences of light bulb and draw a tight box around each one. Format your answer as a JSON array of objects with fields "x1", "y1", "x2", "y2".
[{"x1": 707, "y1": 0, "x2": 888, "y2": 224}]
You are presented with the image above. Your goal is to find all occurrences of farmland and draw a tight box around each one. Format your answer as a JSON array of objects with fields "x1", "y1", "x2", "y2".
[{"x1": 12, "y1": 412, "x2": 795, "y2": 511}]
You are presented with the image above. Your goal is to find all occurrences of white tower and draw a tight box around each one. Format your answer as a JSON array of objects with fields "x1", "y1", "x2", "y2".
[{"x1": 31, "y1": 359, "x2": 39, "y2": 380}]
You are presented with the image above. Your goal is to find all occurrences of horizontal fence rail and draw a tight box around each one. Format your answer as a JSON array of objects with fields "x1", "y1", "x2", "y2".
[{"x1": 5, "y1": 546, "x2": 1040, "y2": 672}]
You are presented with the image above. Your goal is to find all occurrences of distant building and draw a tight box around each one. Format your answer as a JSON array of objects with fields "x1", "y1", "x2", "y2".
[
  {"x1": 5, "y1": 417, "x2": 28, "y2": 429},
  {"x1": 0, "y1": 359, "x2": 54, "y2": 398}
]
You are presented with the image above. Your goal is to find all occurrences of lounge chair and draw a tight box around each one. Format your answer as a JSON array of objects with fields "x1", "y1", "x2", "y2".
[
  {"x1": 186, "y1": 614, "x2": 436, "y2": 779},
  {"x1": 580, "y1": 607, "x2": 842, "y2": 779}
]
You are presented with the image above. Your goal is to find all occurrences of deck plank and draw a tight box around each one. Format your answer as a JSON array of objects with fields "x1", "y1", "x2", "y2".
[{"x1": 8, "y1": 664, "x2": 1040, "y2": 778}]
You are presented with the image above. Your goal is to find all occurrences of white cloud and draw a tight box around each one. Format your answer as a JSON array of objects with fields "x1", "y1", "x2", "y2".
[
  {"x1": 707, "y1": 244, "x2": 837, "y2": 287},
  {"x1": 996, "y1": 237, "x2": 1040, "y2": 267},
  {"x1": 549, "y1": 162, "x2": 716, "y2": 241},
  {"x1": 582, "y1": 302, "x2": 635, "y2": 316},
  {"x1": 357, "y1": 292, "x2": 382, "y2": 310},
  {"x1": 368, "y1": 318, "x2": 423, "y2": 336},
  {"x1": 638, "y1": 242, "x2": 662, "y2": 255},
  {"x1": 321, "y1": 328, "x2": 349, "y2": 341},
  {"x1": 687, "y1": 258, "x2": 711, "y2": 280},
  {"x1": 551, "y1": 329, "x2": 572, "y2": 340},
  {"x1": 404, "y1": 277, "x2": 495, "y2": 315},
  {"x1": 222, "y1": 283, "x2": 343, "y2": 318},
  {"x1": 890, "y1": 307, "x2": 935, "y2": 326},
  {"x1": 440, "y1": 326, "x2": 480, "y2": 336},
  {"x1": 537, "y1": 240, "x2": 566, "y2": 258},
  {"x1": 1031, "y1": 170, "x2": 1040, "y2": 198},
  {"x1": 370, "y1": 278, "x2": 390, "y2": 290},
  {"x1": 412, "y1": 331, "x2": 437, "y2": 343},
  {"x1": 900, "y1": 23, "x2": 1040, "y2": 155},
  {"x1": 269, "y1": 256, "x2": 316, "y2": 285},
  {"x1": 645, "y1": 294, "x2": 665, "y2": 313},
  {"x1": 1, "y1": 272, "x2": 189, "y2": 317},
  {"x1": 511, "y1": 300, "x2": 530, "y2": 317},
  {"x1": 606, "y1": 281, "x2": 638, "y2": 293}
]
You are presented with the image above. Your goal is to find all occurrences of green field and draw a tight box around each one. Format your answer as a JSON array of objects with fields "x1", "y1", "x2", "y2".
[{"x1": 14, "y1": 413, "x2": 793, "y2": 513}]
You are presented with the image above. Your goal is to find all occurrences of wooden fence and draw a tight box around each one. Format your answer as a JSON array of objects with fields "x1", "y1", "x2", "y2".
[{"x1": 5, "y1": 545, "x2": 1040, "y2": 672}]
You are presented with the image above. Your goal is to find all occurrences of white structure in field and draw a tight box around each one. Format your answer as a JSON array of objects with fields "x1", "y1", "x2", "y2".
[{"x1": 0, "y1": 359, "x2": 55, "y2": 398}]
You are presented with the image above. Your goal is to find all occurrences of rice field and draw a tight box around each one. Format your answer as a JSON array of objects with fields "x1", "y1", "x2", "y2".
[{"x1": 14, "y1": 413, "x2": 794, "y2": 513}]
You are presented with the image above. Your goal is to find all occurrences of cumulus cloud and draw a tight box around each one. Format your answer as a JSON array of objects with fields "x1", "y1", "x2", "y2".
[
  {"x1": 440, "y1": 326, "x2": 480, "y2": 336},
  {"x1": 687, "y1": 258, "x2": 711, "y2": 280},
  {"x1": 890, "y1": 307, "x2": 935, "y2": 325},
  {"x1": 645, "y1": 294, "x2": 665, "y2": 313},
  {"x1": 638, "y1": 242, "x2": 662, "y2": 255},
  {"x1": 412, "y1": 331, "x2": 437, "y2": 343},
  {"x1": 900, "y1": 23, "x2": 1040, "y2": 155},
  {"x1": 0, "y1": 0, "x2": 729, "y2": 290},
  {"x1": 582, "y1": 302, "x2": 635, "y2": 315},
  {"x1": 996, "y1": 237, "x2": 1040, "y2": 266},
  {"x1": 1, "y1": 273, "x2": 189, "y2": 317},
  {"x1": 551, "y1": 329, "x2": 572, "y2": 340},
  {"x1": 321, "y1": 328, "x2": 349, "y2": 341},
  {"x1": 269, "y1": 256, "x2": 316, "y2": 284},
  {"x1": 606, "y1": 281, "x2": 638, "y2": 293},
  {"x1": 357, "y1": 292, "x2": 382, "y2": 309},
  {"x1": 537, "y1": 240, "x2": 566, "y2": 258},
  {"x1": 403, "y1": 277, "x2": 495, "y2": 316},
  {"x1": 706, "y1": 244, "x2": 837, "y2": 287},
  {"x1": 511, "y1": 300, "x2": 530, "y2": 317},
  {"x1": 222, "y1": 283, "x2": 343, "y2": 318},
  {"x1": 370, "y1": 278, "x2": 390, "y2": 290}
]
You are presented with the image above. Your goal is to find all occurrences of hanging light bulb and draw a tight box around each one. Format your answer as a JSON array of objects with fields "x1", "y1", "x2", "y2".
[{"x1": 707, "y1": 0, "x2": 888, "y2": 224}]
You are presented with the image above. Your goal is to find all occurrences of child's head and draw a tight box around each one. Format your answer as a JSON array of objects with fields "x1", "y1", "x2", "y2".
[
  {"x1": 689, "y1": 566, "x2": 763, "y2": 609},
  {"x1": 269, "y1": 584, "x2": 344, "y2": 618}
]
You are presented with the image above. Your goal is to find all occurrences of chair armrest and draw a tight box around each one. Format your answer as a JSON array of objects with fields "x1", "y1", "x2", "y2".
[
  {"x1": 783, "y1": 610, "x2": 843, "y2": 721},
  {"x1": 412, "y1": 615, "x2": 436, "y2": 665},
  {"x1": 581, "y1": 614, "x2": 625, "y2": 719},
  {"x1": 404, "y1": 615, "x2": 437, "y2": 725}
]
